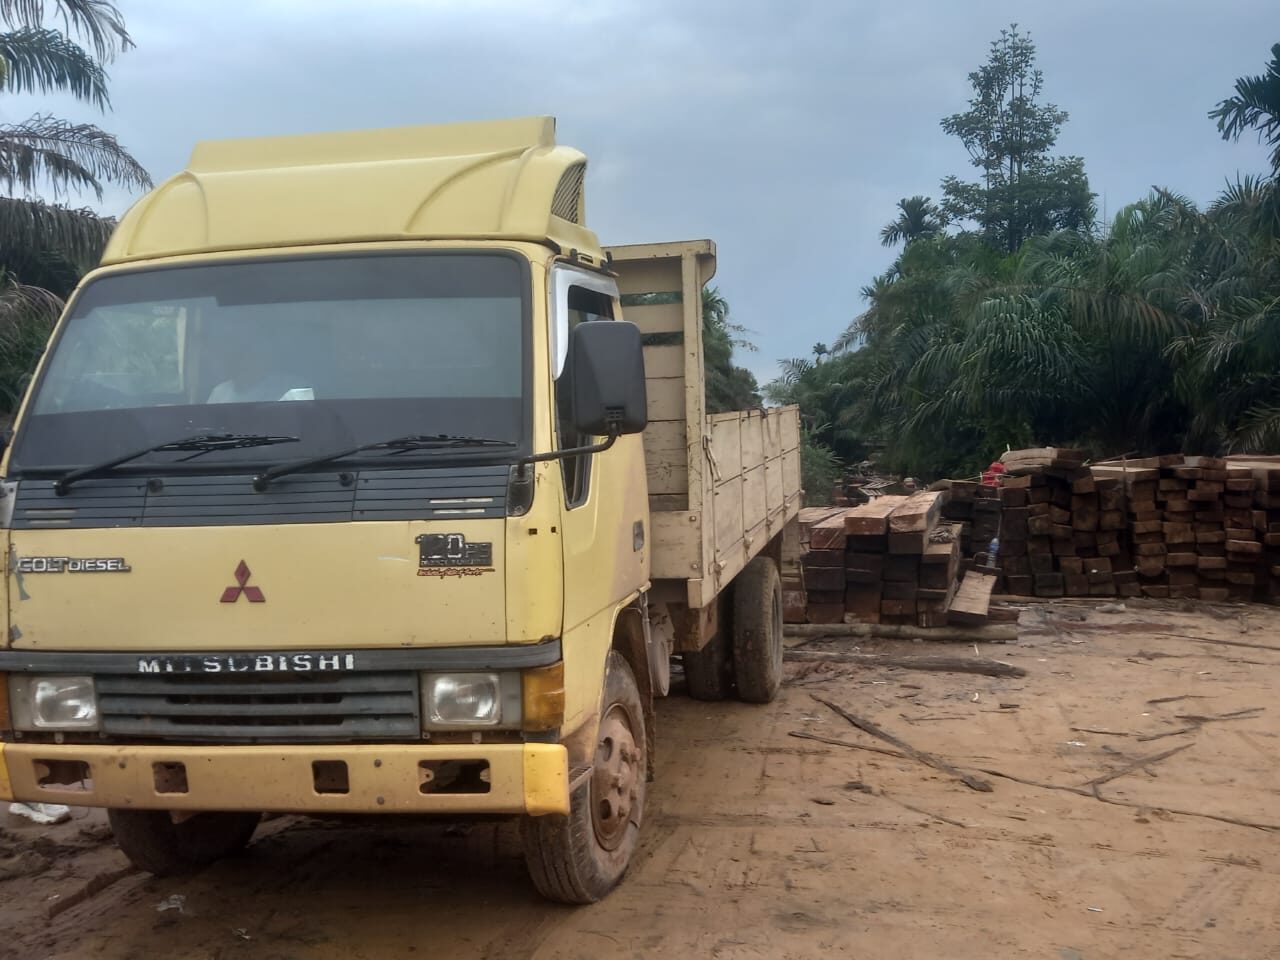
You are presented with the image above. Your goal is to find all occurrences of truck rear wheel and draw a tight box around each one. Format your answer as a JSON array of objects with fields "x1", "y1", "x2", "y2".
[
  {"x1": 108, "y1": 809, "x2": 261, "y2": 876},
  {"x1": 521, "y1": 650, "x2": 647, "y2": 903},
  {"x1": 681, "y1": 625, "x2": 732, "y2": 701},
  {"x1": 732, "y1": 556, "x2": 784, "y2": 703}
]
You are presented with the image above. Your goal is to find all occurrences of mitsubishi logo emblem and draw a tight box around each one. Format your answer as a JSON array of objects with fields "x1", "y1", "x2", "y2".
[{"x1": 220, "y1": 560, "x2": 265, "y2": 603}]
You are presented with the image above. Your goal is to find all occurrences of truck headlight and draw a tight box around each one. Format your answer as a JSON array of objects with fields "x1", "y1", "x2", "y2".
[
  {"x1": 9, "y1": 676, "x2": 99, "y2": 731},
  {"x1": 422, "y1": 673, "x2": 507, "y2": 727}
]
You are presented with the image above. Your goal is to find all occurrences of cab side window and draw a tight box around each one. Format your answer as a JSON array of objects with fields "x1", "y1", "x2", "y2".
[{"x1": 555, "y1": 285, "x2": 614, "y2": 507}]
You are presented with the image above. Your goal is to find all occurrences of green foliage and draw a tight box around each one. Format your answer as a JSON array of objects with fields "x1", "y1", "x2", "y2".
[
  {"x1": 0, "y1": 278, "x2": 60, "y2": 413},
  {"x1": 782, "y1": 36, "x2": 1280, "y2": 480},
  {"x1": 940, "y1": 25, "x2": 1095, "y2": 253},
  {"x1": 1210, "y1": 42, "x2": 1280, "y2": 173},
  {"x1": 0, "y1": 0, "x2": 147, "y2": 413},
  {"x1": 701, "y1": 286, "x2": 761, "y2": 413},
  {"x1": 798, "y1": 428, "x2": 841, "y2": 506},
  {"x1": 881, "y1": 196, "x2": 948, "y2": 248},
  {"x1": 764, "y1": 346, "x2": 875, "y2": 465}
]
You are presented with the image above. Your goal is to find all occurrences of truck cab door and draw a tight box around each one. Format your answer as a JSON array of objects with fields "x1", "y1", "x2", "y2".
[{"x1": 548, "y1": 267, "x2": 648, "y2": 641}]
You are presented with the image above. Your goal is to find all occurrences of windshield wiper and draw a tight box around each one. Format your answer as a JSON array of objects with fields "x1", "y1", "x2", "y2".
[
  {"x1": 252, "y1": 434, "x2": 516, "y2": 491},
  {"x1": 54, "y1": 434, "x2": 300, "y2": 496}
]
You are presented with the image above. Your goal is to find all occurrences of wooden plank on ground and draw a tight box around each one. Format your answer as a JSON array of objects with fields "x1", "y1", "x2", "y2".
[{"x1": 949, "y1": 570, "x2": 998, "y2": 625}]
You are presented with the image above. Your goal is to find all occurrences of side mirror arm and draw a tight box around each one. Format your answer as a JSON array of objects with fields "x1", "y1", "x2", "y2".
[{"x1": 517, "y1": 428, "x2": 619, "y2": 467}]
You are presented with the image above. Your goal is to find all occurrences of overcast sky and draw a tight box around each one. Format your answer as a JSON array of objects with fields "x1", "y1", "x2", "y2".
[{"x1": 30, "y1": 0, "x2": 1276, "y2": 386}]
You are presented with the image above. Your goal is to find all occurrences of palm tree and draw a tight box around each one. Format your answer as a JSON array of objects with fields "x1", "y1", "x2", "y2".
[
  {"x1": 879, "y1": 195, "x2": 947, "y2": 248},
  {"x1": 700, "y1": 286, "x2": 761, "y2": 412},
  {"x1": 0, "y1": 1, "x2": 150, "y2": 285},
  {"x1": 1210, "y1": 42, "x2": 1280, "y2": 173},
  {"x1": 0, "y1": 0, "x2": 150, "y2": 414}
]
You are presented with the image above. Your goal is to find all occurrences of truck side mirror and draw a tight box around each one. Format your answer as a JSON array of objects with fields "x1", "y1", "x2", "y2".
[{"x1": 568, "y1": 320, "x2": 647, "y2": 437}]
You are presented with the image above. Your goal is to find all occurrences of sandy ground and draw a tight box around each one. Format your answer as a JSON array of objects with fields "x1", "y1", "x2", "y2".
[{"x1": 2, "y1": 598, "x2": 1278, "y2": 960}]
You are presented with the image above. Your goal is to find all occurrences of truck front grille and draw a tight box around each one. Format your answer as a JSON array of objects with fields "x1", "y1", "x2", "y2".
[{"x1": 95, "y1": 672, "x2": 421, "y2": 743}]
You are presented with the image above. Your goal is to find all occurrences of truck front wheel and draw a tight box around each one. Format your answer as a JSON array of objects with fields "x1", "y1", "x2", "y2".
[
  {"x1": 521, "y1": 650, "x2": 647, "y2": 903},
  {"x1": 732, "y1": 556, "x2": 784, "y2": 703},
  {"x1": 107, "y1": 809, "x2": 261, "y2": 876}
]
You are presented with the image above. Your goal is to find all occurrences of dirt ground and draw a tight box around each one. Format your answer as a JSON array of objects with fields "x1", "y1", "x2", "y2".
[{"x1": 2, "y1": 598, "x2": 1278, "y2": 960}]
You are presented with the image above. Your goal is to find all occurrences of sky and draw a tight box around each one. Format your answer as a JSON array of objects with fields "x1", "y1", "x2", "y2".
[{"x1": 20, "y1": 0, "x2": 1276, "y2": 386}]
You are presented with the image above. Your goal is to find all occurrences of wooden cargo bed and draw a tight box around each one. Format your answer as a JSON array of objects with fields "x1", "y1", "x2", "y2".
[{"x1": 607, "y1": 240, "x2": 802, "y2": 614}]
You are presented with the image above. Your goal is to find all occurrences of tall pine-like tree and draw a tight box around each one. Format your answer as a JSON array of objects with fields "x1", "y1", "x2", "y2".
[{"x1": 940, "y1": 25, "x2": 1094, "y2": 253}]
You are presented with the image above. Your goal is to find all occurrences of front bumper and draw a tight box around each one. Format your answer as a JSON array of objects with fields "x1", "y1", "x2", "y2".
[{"x1": 0, "y1": 741, "x2": 569, "y2": 816}]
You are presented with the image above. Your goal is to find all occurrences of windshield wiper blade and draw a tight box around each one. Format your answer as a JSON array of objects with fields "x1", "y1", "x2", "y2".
[
  {"x1": 54, "y1": 433, "x2": 300, "y2": 496},
  {"x1": 252, "y1": 434, "x2": 516, "y2": 491}
]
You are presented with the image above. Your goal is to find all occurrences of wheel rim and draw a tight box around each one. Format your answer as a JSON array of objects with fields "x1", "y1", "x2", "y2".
[{"x1": 590, "y1": 703, "x2": 641, "y2": 851}]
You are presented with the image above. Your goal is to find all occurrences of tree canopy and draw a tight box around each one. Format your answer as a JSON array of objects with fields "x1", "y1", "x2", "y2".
[
  {"x1": 769, "y1": 32, "x2": 1280, "y2": 486},
  {"x1": 940, "y1": 25, "x2": 1095, "y2": 254},
  {"x1": 0, "y1": 0, "x2": 149, "y2": 413}
]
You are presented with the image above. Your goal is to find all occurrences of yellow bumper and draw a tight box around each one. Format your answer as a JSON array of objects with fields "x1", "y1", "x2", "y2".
[{"x1": 0, "y1": 741, "x2": 569, "y2": 816}]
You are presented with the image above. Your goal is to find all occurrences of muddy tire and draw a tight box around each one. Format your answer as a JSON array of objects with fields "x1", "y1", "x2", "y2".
[
  {"x1": 107, "y1": 809, "x2": 261, "y2": 877},
  {"x1": 521, "y1": 650, "x2": 647, "y2": 904},
  {"x1": 681, "y1": 624, "x2": 733, "y2": 701},
  {"x1": 732, "y1": 556, "x2": 784, "y2": 703}
]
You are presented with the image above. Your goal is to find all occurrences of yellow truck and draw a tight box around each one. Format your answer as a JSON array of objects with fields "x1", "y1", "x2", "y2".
[{"x1": 0, "y1": 116, "x2": 800, "y2": 902}]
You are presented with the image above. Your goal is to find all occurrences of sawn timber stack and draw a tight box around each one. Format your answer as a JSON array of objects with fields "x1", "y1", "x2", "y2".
[{"x1": 797, "y1": 492, "x2": 986, "y2": 627}]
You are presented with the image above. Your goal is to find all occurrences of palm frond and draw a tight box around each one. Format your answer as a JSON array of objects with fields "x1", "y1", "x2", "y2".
[
  {"x1": 0, "y1": 27, "x2": 108, "y2": 106},
  {"x1": 0, "y1": 274, "x2": 62, "y2": 411},
  {"x1": 0, "y1": 194, "x2": 111, "y2": 270},
  {"x1": 0, "y1": 0, "x2": 131, "y2": 60},
  {"x1": 0, "y1": 113, "x2": 151, "y2": 197},
  {"x1": 1209, "y1": 42, "x2": 1280, "y2": 171}
]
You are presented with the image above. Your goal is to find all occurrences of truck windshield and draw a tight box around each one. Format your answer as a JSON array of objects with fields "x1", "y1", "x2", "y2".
[{"x1": 8, "y1": 252, "x2": 528, "y2": 474}]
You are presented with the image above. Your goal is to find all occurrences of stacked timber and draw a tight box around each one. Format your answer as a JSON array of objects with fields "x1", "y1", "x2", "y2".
[
  {"x1": 842, "y1": 495, "x2": 910, "y2": 626},
  {"x1": 998, "y1": 476, "x2": 1031, "y2": 596},
  {"x1": 1172, "y1": 456, "x2": 1239, "y2": 601},
  {"x1": 1016, "y1": 453, "x2": 1280, "y2": 603},
  {"x1": 793, "y1": 492, "x2": 982, "y2": 626},
  {"x1": 798, "y1": 506, "x2": 854, "y2": 624},
  {"x1": 939, "y1": 480, "x2": 1001, "y2": 556},
  {"x1": 1230, "y1": 457, "x2": 1280, "y2": 602},
  {"x1": 998, "y1": 448, "x2": 1129, "y2": 598},
  {"x1": 1093, "y1": 460, "x2": 1165, "y2": 598}
]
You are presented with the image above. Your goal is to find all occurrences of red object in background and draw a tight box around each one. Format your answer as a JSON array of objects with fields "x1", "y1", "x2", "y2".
[{"x1": 982, "y1": 460, "x2": 1007, "y2": 486}]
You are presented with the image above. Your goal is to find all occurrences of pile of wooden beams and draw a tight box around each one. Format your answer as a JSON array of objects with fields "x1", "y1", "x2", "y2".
[
  {"x1": 1095, "y1": 455, "x2": 1276, "y2": 601},
  {"x1": 939, "y1": 480, "x2": 1001, "y2": 556},
  {"x1": 997, "y1": 449, "x2": 1133, "y2": 598},
  {"x1": 994, "y1": 450, "x2": 1280, "y2": 603},
  {"x1": 1232, "y1": 457, "x2": 1280, "y2": 602},
  {"x1": 792, "y1": 491, "x2": 983, "y2": 626}
]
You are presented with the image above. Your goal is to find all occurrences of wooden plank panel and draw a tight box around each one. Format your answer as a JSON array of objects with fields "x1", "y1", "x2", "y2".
[
  {"x1": 740, "y1": 414, "x2": 764, "y2": 473},
  {"x1": 643, "y1": 419, "x2": 687, "y2": 496},
  {"x1": 762, "y1": 410, "x2": 783, "y2": 459},
  {"x1": 624, "y1": 302, "x2": 683, "y2": 335},
  {"x1": 765, "y1": 455, "x2": 783, "y2": 514},
  {"x1": 710, "y1": 414, "x2": 743, "y2": 483},
  {"x1": 642, "y1": 344, "x2": 685, "y2": 379},
  {"x1": 779, "y1": 406, "x2": 800, "y2": 450},
  {"x1": 713, "y1": 540, "x2": 748, "y2": 605},
  {"x1": 782, "y1": 447, "x2": 800, "y2": 500},
  {"x1": 742, "y1": 464, "x2": 767, "y2": 533},
  {"x1": 713, "y1": 476, "x2": 743, "y2": 560},
  {"x1": 646, "y1": 378, "x2": 684, "y2": 422},
  {"x1": 650, "y1": 511, "x2": 701, "y2": 580},
  {"x1": 611, "y1": 257, "x2": 683, "y2": 297}
]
